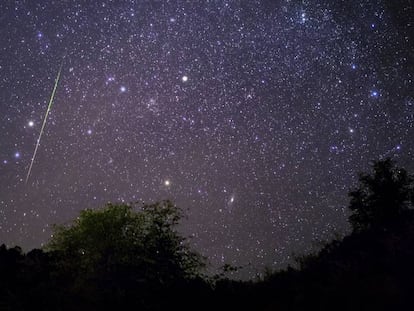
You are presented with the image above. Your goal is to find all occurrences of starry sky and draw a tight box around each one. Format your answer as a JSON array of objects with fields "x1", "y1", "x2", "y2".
[{"x1": 0, "y1": 0, "x2": 413, "y2": 278}]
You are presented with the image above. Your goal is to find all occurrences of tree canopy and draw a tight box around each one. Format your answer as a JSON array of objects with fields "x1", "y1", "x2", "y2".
[
  {"x1": 46, "y1": 200, "x2": 205, "y2": 285},
  {"x1": 348, "y1": 158, "x2": 414, "y2": 232}
]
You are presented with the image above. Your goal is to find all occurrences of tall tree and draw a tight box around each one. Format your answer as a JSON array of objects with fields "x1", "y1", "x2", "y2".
[{"x1": 348, "y1": 158, "x2": 414, "y2": 232}]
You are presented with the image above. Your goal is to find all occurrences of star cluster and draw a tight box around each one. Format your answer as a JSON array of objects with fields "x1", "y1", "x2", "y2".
[{"x1": 0, "y1": 1, "x2": 413, "y2": 278}]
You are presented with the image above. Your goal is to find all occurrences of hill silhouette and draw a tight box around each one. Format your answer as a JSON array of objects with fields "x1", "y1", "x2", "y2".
[{"x1": 1, "y1": 158, "x2": 413, "y2": 310}]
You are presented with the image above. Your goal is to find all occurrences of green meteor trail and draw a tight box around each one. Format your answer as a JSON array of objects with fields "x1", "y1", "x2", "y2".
[{"x1": 25, "y1": 60, "x2": 64, "y2": 184}]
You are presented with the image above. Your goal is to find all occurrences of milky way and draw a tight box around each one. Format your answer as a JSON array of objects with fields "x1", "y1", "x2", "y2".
[{"x1": 0, "y1": 1, "x2": 413, "y2": 278}]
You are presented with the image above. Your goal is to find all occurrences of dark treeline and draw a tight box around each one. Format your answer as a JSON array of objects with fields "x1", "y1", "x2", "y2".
[{"x1": 1, "y1": 158, "x2": 414, "y2": 310}]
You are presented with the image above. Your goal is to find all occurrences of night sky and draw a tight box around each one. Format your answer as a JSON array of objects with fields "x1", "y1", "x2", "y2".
[{"x1": 0, "y1": 1, "x2": 413, "y2": 278}]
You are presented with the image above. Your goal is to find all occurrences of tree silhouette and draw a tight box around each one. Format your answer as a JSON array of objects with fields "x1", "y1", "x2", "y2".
[
  {"x1": 46, "y1": 200, "x2": 205, "y2": 292},
  {"x1": 348, "y1": 158, "x2": 414, "y2": 232}
]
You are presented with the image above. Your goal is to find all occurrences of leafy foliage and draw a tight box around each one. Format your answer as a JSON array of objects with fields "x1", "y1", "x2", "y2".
[{"x1": 46, "y1": 200, "x2": 205, "y2": 285}]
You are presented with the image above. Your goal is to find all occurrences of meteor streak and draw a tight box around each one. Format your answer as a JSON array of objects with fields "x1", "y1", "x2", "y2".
[{"x1": 25, "y1": 59, "x2": 64, "y2": 184}]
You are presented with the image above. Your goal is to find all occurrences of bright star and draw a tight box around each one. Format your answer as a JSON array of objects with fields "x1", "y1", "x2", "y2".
[
  {"x1": 164, "y1": 180, "x2": 171, "y2": 186},
  {"x1": 28, "y1": 121, "x2": 34, "y2": 127},
  {"x1": 120, "y1": 86, "x2": 126, "y2": 92},
  {"x1": 87, "y1": 129, "x2": 92, "y2": 135},
  {"x1": 15, "y1": 152, "x2": 20, "y2": 158},
  {"x1": 370, "y1": 90, "x2": 379, "y2": 97},
  {"x1": 182, "y1": 76, "x2": 188, "y2": 82},
  {"x1": 301, "y1": 12, "x2": 307, "y2": 23}
]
